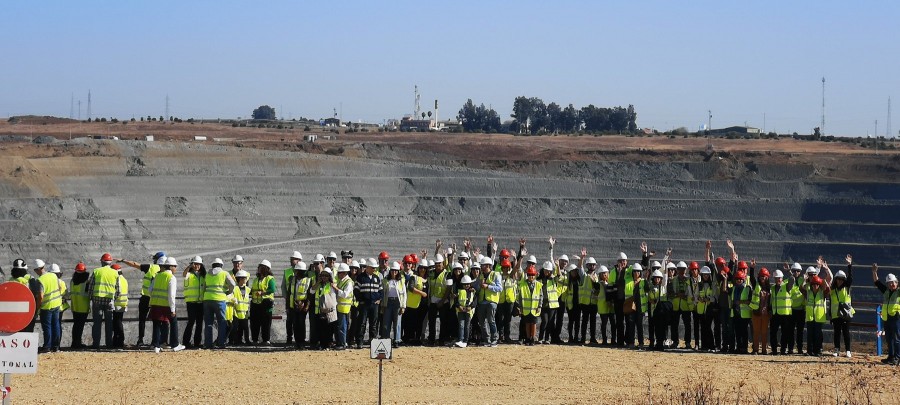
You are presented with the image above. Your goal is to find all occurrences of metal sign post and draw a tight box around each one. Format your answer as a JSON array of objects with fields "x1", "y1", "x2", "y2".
[
  {"x1": 2, "y1": 373, "x2": 9, "y2": 405},
  {"x1": 370, "y1": 339, "x2": 393, "y2": 405},
  {"x1": 0, "y1": 282, "x2": 39, "y2": 405}
]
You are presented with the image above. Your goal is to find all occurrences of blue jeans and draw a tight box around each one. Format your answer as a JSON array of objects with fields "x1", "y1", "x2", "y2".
[
  {"x1": 381, "y1": 298, "x2": 402, "y2": 342},
  {"x1": 203, "y1": 300, "x2": 228, "y2": 348},
  {"x1": 337, "y1": 312, "x2": 349, "y2": 346},
  {"x1": 40, "y1": 308, "x2": 61, "y2": 349},
  {"x1": 151, "y1": 311, "x2": 180, "y2": 348},
  {"x1": 92, "y1": 303, "x2": 114, "y2": 348},
  {"x1": 477, "y1": 302, "x2": 498, "y2": 344},
  {"x1": 457, "y1": 312, "x2": 471, "y2": 343}
]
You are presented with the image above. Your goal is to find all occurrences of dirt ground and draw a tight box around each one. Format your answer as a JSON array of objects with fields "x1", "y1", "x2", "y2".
[{"x1": 11, "y1": 345, "x2": 897, "y2": 404}]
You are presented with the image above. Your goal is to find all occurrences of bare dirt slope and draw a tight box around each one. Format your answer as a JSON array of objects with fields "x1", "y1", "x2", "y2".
[{"x1": 14, "y1": 346, "x2": 893, "y2": 404}]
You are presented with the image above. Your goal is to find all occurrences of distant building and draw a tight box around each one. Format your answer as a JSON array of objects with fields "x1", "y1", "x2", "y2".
[
  {"x1": 399, "y1": 117, "x2": 432, "y2": 132},
  {"x1": 709, "y1": 126, "x2": 761, "y2": 135}
]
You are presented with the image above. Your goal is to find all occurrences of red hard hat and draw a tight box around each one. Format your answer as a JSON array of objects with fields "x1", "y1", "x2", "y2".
[
  {"x1": 526, "y1": 266, "x2": 538, "y2": 276},
  {"x1": 759, "y1": 268, "x2": 770, "y2": 279},
  {"x1": 689, "y1": 261, "x2": 700, "y2": 271},
  {"x1": 499, "y1": 249, "x2": 510, "y2": 258},
  {"x1": 75, "y1": 262, "x2": 87, "y2": 272},
  {"x1": 500, "y1": 259, "x2": 512, "y2": 268},
  {"x1": 715, "y1": 257, "x2": 726, "y2": 268},
  {"x1": 737, "y1": 261, "x2": 749, "y2": 270},
  {"x1": 810, "y1": 275, "x2": 823, "y2": 286},
  {"x1": 112, "y1": 263, "x2": 122, "y2": 270},
  {"x1": 101, "y1": 253, "x2": 113, "y2": 262},
  {"x1": 734, "y1": 270, "x2": 746, "y2": 281},
  {"x1": 410, "y1": 253, "x2": 418, "y2": 263},
  {"x1": 403, "y1": 255, "x2": 413, "y2": 264},
  {"x1": 379, "y1": 251, "x2": 390, "y2": 261}
]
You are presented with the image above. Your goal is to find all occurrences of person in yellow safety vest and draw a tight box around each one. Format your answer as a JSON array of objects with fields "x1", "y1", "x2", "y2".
[
  {"x1": 516, "y1": 266, "x2": 543, "y2": 346},
  {"x1": 10, "y1": 259, "x2": 41, "y2": 333},
  {"x1": 180, "y1": 256, "x2": 205, "y2": 349},
  {"x1": 563, "y1": 262, "x2": 583, "y2": 345},
  {"x1": 204, "y1": 257, "x2": 236, "y2": 349},
  {"x1": 614, "y1": 249, "x2": 637, "y2": 348},
  {"x1": 671, "y1": 261, "x2": 697, "y2": 350},
  {"x1": 231, "y1": 254, "x2": 244, "y2": 278},
  {"x1": 427, "y1": 253, "x2": 451, "y2": 346},
  {"x1": 48, "y1": 263, "x2": 67, "y2": 349},
  {"x1": 453, "y1": 275, "x2": 476, "y2": 348},
  {"x1": 407, "y1": 259, "x2": 430, "y2": 346},
  {"x1": 595, "y1": 265, "x2": 614, "y2": 346},
  {"x1": 695, "y1": 265, "x2": 719, "y2": 352},
  {"x1": 873, "y1": 264, "x2": 900, "y2": 365},
  {"x1": 787, "y1": 262, "x2": 806, "y2": 354},
  {"x1": 35, "y1": 259, "x2": 62, "y2": 353},
  {"x1": 284, "y1": 262, "x2": 309, "y2": 349},
  {"x1": 88, "y1": 253, "x2": 120, "y2": 349},
  {"x1": 229, "y1": 270, "x2": 251, "y2": 345},
  {"x1": 313, "y1": 268, "x2": 339, "y2": 350},
  {"x1": 147, "y1": 257, "x2": 186, "y2": 353},
  {"x1": 826, "y1": 255, "x2": 855, "y2": 358},
  {"x1": 578, "y1": 253, "x2": 600, "y2": 346},
  {"x1": 533, "y1": 260, "x2": 559, "y2": 344},
  {"x1": 548, "y1": 238, "x2": 568, "y2": 345},
  {"x1": 69, "y1": 262, "x2": 91, "y2": 349},
  {"x1": 497, "y1": 257, "x2": 520, "y2": 344},
  {"x1": 631, "y1": 263, "x2": 649, "y2": 349},
  {"x1": 277, "y1": 251, "x2": 302, "y2": 346},
  {"x1": 768, "y1": 268, "x2": 794, "y2": 355},
  {"x1": 749, "y1": 266, "x2": 772, "y2": 355},
  {"x1": 728, "y1": 269, "x2": 752, "y2": 354},
  {"x1": 118, "y1": 251, "x2": 165, "y2": 347},
  {"x1": 333, "y1": 263, "x2": 355, "y2": 350},
  {"x1": 249, "y1": 260, "x2": 276, "y2": 346},
  {"x1": 475, "y1": 256, "x2": 501, "y2": 347},
  {"x1": 111, "y1": 263, "x2": 128, "y2": 349},
  {"x1": 646, "y1": 268, "x2": 671, "y2": 351},
  {"x1": 800, "y1": 274, "x2": 829, "y2": 356}
]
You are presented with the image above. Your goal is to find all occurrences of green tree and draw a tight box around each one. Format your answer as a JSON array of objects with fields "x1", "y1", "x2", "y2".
[{"x1": 252, "y1": 105, "x2": 276, "y2": 120}]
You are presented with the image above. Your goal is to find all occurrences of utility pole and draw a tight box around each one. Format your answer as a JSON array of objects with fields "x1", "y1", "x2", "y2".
[
  {"x1": 165, "y1": 94, "x2": 170, "y2": 121},
  {"x1": 87, "y1": 90, "x2": 92, "y2": 121},
  {"x1": 821, "y1": 77, "x2": 826, "y2": 136},
  {"x1": 887, "y1": 97, "x2": 892, "y2": 138}
]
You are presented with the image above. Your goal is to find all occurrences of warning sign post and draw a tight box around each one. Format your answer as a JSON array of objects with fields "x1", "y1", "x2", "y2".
[
  {"x1": 370, "y1": 339, "x2": 393, "y2": 405},
  {"x1": 0, "y1": 282, "x2": 39, "y2": 405}
]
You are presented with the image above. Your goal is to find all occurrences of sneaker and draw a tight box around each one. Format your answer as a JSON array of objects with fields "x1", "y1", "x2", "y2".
[
  {"x1": 833, "y1": 349, "x2": 839, "y2": 357},
  {"x1": 454, "y1": 341, "x2": 466, "y2": 348},
  {"x1": 489, "y1": 342, "x2": 498, "y2": 348},
  {"x1": 846, "y1": 351, "x2": 852, "y2": 358},
  {"x1": 154, "y1": 347, "x2": 161, "y2": 354},
  {"x1": 173, "y1": 344, "x2": 186, "y2": 352}
]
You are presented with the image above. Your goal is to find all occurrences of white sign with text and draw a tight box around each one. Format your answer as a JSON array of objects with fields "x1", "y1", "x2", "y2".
[{"x1": 0, "y1": 332, "x2": 38, "y2": 374}]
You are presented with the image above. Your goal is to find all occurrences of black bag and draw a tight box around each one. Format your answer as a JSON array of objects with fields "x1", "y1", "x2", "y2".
[{"x1": 838, "y1": 302, "x2": 853, "y2": 321}]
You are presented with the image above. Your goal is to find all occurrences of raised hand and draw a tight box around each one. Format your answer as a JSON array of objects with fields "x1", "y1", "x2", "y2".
[
  {"x1": 519, "y1": 238, "x2": 527, "y2": 247},
  {"x1": 581, "y1": 247, "x2": 587, "y2": 257},
  {"x1": 706, "y1": 240, "x2": 712, "y2": 250},
  {"x1": 464, "y1": 238, "x2": 472, "y2": 251},
  {"x1": 782, "y1": 262, "x2": 789, "y2": 271},
  {"x1": 549, "y1": 237, "x2": 556, "y2": 248},
  {"x1": 421, "y1": 249, "x2": 428, "y2": 259},
  {"x1": 750, "y1": 258, "x2": 757, "y2": 269},
  {"x1": 640, "y1": 241, "x2": 648, "y2": 253},
  {"x1": 436, "y1": 239, "x2": 442, "y2": 250},
  {"x1": 487, "y1": 235, "x2": 494, "y2": 245},
  {"x1": 726, "y1": 239, "x2": 734, "y2": 251},
  {"x1": 521, "y1": 247, "x2": 528, "y2": 257},
  {"x1": 817, "y1": 256, "x2": 824, "y2": 267}
]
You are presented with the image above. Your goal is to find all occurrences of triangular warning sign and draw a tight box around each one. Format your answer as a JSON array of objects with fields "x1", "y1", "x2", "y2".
[{"x1": 375, "y1": 342, "x2": 389, "y2": 355}]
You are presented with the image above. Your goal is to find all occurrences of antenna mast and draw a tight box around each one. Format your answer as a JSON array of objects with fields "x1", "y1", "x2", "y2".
[
  {"x1": 821, "y1": 77, "x2": 825, "y2": 136},
  {"x1": 165, "y1": 94, "x2": 170, "y2": 121},
  {"x1": 87, "y1": 90, "x2": 92, "y2": 121},
  {"x1": 887, "y1": 97, "x2": 892, "y2": 138},
  {"x1": 414, "y1": 85, "x2": 420, "y2": 119}
]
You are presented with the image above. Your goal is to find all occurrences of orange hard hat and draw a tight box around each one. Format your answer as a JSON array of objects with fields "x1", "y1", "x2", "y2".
[
  {"x1": 526, "y1": 266, "x2": 538, "y2": 276},
  {"x1": 689, "y1": 261, "x2": 700, "y2": 271},
  {"x1": 499, "y1": 249, "x2": 511, "y2": 258},
  {"x1": 112, "y1": 263, "x2": 122, "y2": 270},
  {"x1": 810, "y1": 275, "x2": 823, "y2": 286},
  {"x1": 379, "y1": 251, "x2": 390, "y2": 261},
  {"x1": 500, "y1": 259, "x2": 512, "y2": 268},
  {"x1": 734, "y1": 270, "x2": 746, "y2": 281},
  {"x1": 759, "y1": 268, "x2": 770, "y2": 279},
  {"x1": 101, "y1": 253, "x2": 113, "y2": 262},
  {"x1": 75, "y1": 262, "x2": 87, "y2": 272}
]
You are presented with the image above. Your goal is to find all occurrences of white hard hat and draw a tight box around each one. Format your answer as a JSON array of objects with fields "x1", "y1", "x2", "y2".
[
  {"x1": 566, "y1": 263, "x2": 578, "y2": 272},
  {"x1": 157, "y1": 256, "x2": 168, "y2": 265},
  {"x1": 632, "y1": 263, "x2": 643, "y2": 271},
  {"x1": 676, "y1": 261, "x2": 687, "y2": 269},
  {"x1": 34, "y1": 259, "x2": 46, "y2": 269},
  {"x1": 476, "y1": 254, "x2": 484, "y2": 263},
  {"x1": 259, "y1": 260, "x2": 272, "y2": 269},
  {"x1": 617, "y1": 252, "x2": 628, "y2": 261},
  {"x1": 470, "y1": 262, "x2": 481, "y2": 270},
  {"x1": 232, "y1": 255, "x2": 243, "y2": 263},
  {"x1": 773, "y1": 270, "x2": 784, "y2": 279},
  {"x1": 886, "y1": 274, "x2": 898, "y2": 283},
  {"x1": 651, "y1": 270, "x2": 664, "y2": 278},
  {"x1": 337, "y1": 263, "x2": 350, "y2": 273},
  {"x1": 451, "y1": 262, "x2": 463, "y2": 270},
  {"x1": 791, "y1": 262, "x2": 802, "y2": 271},
  {"x1": 235, "y1": 270, "x2": 250, "y2": 278},
  {"x1": 700, "y1": 266, "x2": 712, "y2": 275},
  {"x1": 806, "y1": 266, "x2": 819, "y2": 275},
  {"x1": 418, "y1": 260, "x2": 428, "y2": 267},
  {"x1": 427, "y1": 260, "x2": 435, "y2": 267},
  {"x1": 460, "y1": 275, "x2": 473, "y2": 284},
  {"x1": 526, "y1": 255, "x2": 537, "y2": 264},
  {"x1": 367, "y1": 258, "x2": 378, "y2": 268},
  {"x1": 314, "y1": 254, "x2": 325, "y2": 263},
  {"x1": 291, "y1": 251, "x2": 303, "y2": 260},
  {"x1": 165, "y1": 257, "x2": 178, "y2": 267},
  {"x1": 459, "y1": 251, "x2": 470, "y2": 259},
  {"x1": 651, "y1": 261, "x2": 662, "y2": 269},
  {"x1": 542, "y1": 261, "x2": 554, "y2": 271},
  {"x1": 835, "y1": 270, "x2": 847, "y2": 279},
  {"x1": 666, "y1": 262, "x2": 676, "y2": 270},
  {"x1": 586, "y1": 257, "x2": 597, "y2": 265},
  {"x1": 322, "y1": 268, "x2": 333, "y2": 278},
  {"x1": 293, "y1": 262, "x2": 308, "y2": 271},
  {"x1": 11, "y1": 259, "x2": 27, "y2": 270},
  {"x1": 559, "y1": 254, "x2": 569, "y2": 262},
  {"x1": 327, "y1": 251, "x2": 338, "y2": 260},
  {"x1": 191, "y1": 256, "x2": 203, "y2": 264},
  {"x1": 390, "y1": 261, "x2": 401, "y2": 271},
  {"x1": 598, "y1": 265, "x2": 609, "y2": 274},
  {"x1": 350, "y1": 260, "x2": 360, "y2": 269},
  {"x1": 481, "y1": 257, "x2": 493, "y2": 266},
  {"x1": 434, "y1": 254, "x2": 444, "y2": 263},
  {"x1": 50, "y1": 263, "x2": 61, "y2": 274},
  {"x1": 213, "y1": 258, "x2": 224, "y2": 266}
]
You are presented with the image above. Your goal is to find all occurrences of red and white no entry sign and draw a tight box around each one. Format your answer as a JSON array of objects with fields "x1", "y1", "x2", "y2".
[{"x1": 0, "y1": 282, "x2": 37, "y2": 333}]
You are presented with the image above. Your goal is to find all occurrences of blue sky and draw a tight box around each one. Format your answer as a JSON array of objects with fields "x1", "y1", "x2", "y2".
[{"x1": 2, "y1": 1, "x2": 898, "y2": 136}]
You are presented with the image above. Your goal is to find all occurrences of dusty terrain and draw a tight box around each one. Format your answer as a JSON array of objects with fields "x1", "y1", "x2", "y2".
[{"x1": 13, "y1": 346, "x2": 896, "y2": 404}]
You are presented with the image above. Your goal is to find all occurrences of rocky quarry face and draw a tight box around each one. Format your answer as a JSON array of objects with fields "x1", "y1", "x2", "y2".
[{"x1": 1, "y1": 139, "x2": 897, "y2": 342}]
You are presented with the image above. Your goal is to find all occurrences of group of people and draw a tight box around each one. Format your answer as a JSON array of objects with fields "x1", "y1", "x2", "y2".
[{"x1": 5, "y1": 236, "x2": 899, "y2": 366}]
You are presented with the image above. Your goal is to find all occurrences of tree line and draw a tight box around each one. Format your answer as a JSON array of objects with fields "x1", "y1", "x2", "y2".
[{"x1": 457, "y1": 96, "x2": 637, "y2": 134}]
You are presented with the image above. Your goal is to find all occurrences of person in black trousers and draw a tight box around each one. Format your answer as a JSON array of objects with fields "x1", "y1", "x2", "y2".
[
  {"x1": 354, "y1": 260, "x2": 383, "y2": 348},
  {"x1": 828, "y1": 255, "x2": 854, "y2": 358}
]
